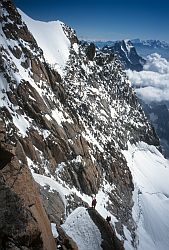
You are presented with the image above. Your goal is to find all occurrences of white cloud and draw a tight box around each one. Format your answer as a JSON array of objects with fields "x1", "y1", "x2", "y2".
[
  {"x1": 126, "y1": 53, "x2": 169, "y2": 103},
  {"x1": 144, "y1": 53, "x2": 169, "y2": 74},
  {"x1": 136, "y1": 86, "x2": 169, "y2": 103}
]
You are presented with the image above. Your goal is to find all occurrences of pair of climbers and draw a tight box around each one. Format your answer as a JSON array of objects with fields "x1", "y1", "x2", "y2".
[{"x1": 91, "y1": 196, "x2": 111, "y2": 225}]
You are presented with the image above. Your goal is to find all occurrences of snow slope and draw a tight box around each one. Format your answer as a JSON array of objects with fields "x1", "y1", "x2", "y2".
[
  {"x1": 18, "y1": 9, "x2": 71, "y2": 75},
  {"x1": 123, "y1": 142, "x2": 169, "y2": 250},
  {"x1": 62, "y1": 207, "x2": 102, "y2": 250}
]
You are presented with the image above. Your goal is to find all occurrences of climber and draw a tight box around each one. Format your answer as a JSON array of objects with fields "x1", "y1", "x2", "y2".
[
  {"x1": 60, "y1": 217, "x2": 64, "y2": 225},
  {"x1": 92, "y1": 196, "x2": 97, "y2": 209},
  {"x1": 106, "y1": 215, "x2": 111, "y2": 224}
]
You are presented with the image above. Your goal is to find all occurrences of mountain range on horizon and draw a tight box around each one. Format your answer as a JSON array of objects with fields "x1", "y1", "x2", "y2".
[
  {"x1": 91, "y1": 39, "x2": 169, "y2": 60},
  {"x1": 1, "y1": 1, "x2": 169, "y2": 250},
  {"x1": 90, "y1": 38, "x2": 169, "y2": 48}
]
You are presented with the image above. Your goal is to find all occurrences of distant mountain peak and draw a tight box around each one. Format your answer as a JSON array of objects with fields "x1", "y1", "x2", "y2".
[{"x1": 100, "y1": 39, "x2": 146, "y2": 71}]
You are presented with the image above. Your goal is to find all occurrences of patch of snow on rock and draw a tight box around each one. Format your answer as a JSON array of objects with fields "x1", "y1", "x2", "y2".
[{"x1": 62, "y1": 207, "x2": 102, "y2": 250}]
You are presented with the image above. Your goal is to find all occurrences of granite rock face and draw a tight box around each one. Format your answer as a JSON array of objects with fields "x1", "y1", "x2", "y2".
[{"x1": 0, "y1": 116, "x2": 56, "y2": 250}]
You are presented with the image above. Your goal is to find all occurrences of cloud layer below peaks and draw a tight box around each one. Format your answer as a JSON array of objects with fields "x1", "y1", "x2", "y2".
[{"x1": 127, "y1": 53, "x2": 169, "y2": 103}]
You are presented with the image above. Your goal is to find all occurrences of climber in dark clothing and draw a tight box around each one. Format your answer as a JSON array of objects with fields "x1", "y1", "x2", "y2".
[{"x1": 92, "y1": 197, "x2": 97, "y2": 209}]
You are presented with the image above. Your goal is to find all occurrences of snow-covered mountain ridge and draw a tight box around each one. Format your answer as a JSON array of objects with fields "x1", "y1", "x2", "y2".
[
  {"x1": 93, "y1": 39, "x2": 169, "y2": 60},
  {"x1": 101, "y1": 40, "x2": 146, "y2": 71},
  {"x1": 93, "y1": 39, "x2": 169, "y2": 49},
  {"x1": 1, "y1": 1, "x2": 169, "y2": 250},
  {"x1": 131, "y1": 39, "x2": 169, "y2": 49},
  {"x1": 18, "y1": 9, "x2": 78, "y2": 76},
  {"x1": 131, "y1": 39, "x2": 169, "y2": 61}
]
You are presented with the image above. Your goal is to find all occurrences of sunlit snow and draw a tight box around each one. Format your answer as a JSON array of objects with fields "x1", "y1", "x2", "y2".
[
  {"x1": 62, "y1": 207, "x2": 102, "y2": 250},
  {"x1": 123, "y1": 142, "x2": 169, "y2": 250},
  {"x1": 51, "y1": 223, "x2": 59, "y2": 238},
  {"x1": 19, "y1": 9, "x2": 71, "y2": 75}
]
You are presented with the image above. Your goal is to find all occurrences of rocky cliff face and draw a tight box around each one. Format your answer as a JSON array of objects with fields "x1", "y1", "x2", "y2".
[
  {"x1": 0, "y1": 0, "x2": 160, "y2": 249},
  {"x1": 141, "y1": 101, "x2": 169, "y2": 158},
  {"x1": 0, "y1": 115, "x2": 56, "y2": 249},
  {"x1": 0, "y1": 1, "x2": 57, "y2": 249}
]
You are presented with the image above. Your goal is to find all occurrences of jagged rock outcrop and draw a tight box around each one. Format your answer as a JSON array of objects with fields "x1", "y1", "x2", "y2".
[
  {"x1": 88, "y1": 208, "x2": 124, "y2": 250},
  {"x1": 102, "y1": 40, "x2": 146, "y2": 71},
  {"x1": 86, "y1": 43, "x2": 96, "y2": 61}
]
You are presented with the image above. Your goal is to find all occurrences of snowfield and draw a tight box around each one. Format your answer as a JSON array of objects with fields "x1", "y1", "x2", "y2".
[
  {"x1": 62, "y1": 207, "x2": 102, "y2": 250},
  {"x1": 123, "y1": 142, "x2": 169, "y2": 250},
  {"x1": 19, "y1": 9, "x2": 71, "y2": 75}
]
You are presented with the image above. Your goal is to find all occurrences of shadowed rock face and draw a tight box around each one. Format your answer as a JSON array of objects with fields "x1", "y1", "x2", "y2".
[
  {"x1": 0, "y1": 177, "x2": 43, "y2": 250},
  {"x1": 56, "y1": 227, "x2": 78, "y2": 250},
  {"x1": 40, "y1": 185, "x2": 65, "y2": 225},
  {"x1": 141, "y1": 101, "x2": 169, "y2": 158},
  {"x1": 0, "y1": 146, "x2": 14, "y2": 169},
  {"x1": 86, "y1": 43, "x2": 96, "y2": 61}
]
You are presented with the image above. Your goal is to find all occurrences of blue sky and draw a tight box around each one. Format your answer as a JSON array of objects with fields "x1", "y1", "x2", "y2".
[{"x1": 13, "y1": 0, "x2": 169, "y2": 42}]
